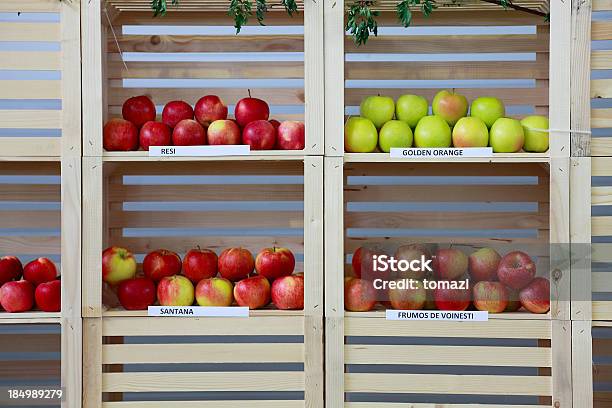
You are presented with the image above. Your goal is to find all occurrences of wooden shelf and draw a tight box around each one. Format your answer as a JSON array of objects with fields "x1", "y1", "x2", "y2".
[
  {"x1": 370, "y1": 0, "x2": 549, "y2": 13},
  {"x1": 107, "y1": 0, "x2": 305, "y2": 13},
  {"x1": 345, "y1": 310, "x2": 552, "y2": 320},
  {"x1": 344, "y1": 152, "x2": 551, "y2": 163},
  {"x1": 103, "y1": 308, "x2": 305, "y2": 317},
  {"x1": 101, "y1": 151, "x2": 310, "y2": 161},
  {"x1": 0, "y1": 312, "x2": 62, "y2": 324}
]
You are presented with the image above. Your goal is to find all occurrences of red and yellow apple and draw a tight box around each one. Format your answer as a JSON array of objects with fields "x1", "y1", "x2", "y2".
[
  {"x1": 102, "y1": 247, "x2": 137, "y2": 286},
  {"x1": 271, "y1": 274, "x2": 304, "y2": 310},
  {"x1": 468, "y1": 247, "x2": 501, "y2": 282},
  {"x1": 472, "y1": 281, "x2": 508, "y2": 313},
  {"x1": 194, "y1": 95, "x2": 228, "y2": 127},
  {"x1": 394, "y1": 244, "x2": 431, "y2": 280},
  {"x1": 432, "y1": 90, "x2": 468, "y2": 126},
  {"x1": 143, "y1": 249, "x2": 182, "y2": 282},
  {"x1": 389, "y1": 280, "x2": 426, "y2": 310},
  {"x1": 157, "y1": 275, "x2": 195, "y2": 306},
  {"x1": 497, "y1": 251, "x2": 536, "y2": 290},
  {"x1": 519, "y1": 277, "x2": 550, "y2": 314},
  {"x1": 433, "y1": 285, "x2": 470, "y2": 311},
  {"x1": 234, "y1": 275, "x2": 271, "y2": 309},
  {"x1": 344, "y1": 277, "x2": 376, "y2": 312},
  {"x1": 207, "y1": 120, "x2": 241, "y2": 145},
  {"x1": 196, "y1": 277, "x2": 234, "y2": 307},
  {"x1": 433, "y1": 248, "x2": 468, "y2": 281},
  {"x1": 452, "y1": 116, "x2": 489, "y2": 147}
]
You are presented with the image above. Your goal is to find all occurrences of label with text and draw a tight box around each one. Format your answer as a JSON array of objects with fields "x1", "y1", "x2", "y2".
[
  {"x1": 390, "y1": 147, "x2": 493, "y2": 158},
  {"x1": 386, "y1": 309, "x2": 489, "y2": 321},
  {"x1": 149, "y1": 145, "x2": 251, "y2": 157},
  {"x1": 148, "y1": 306, "x2": 249, "y2": 317}
]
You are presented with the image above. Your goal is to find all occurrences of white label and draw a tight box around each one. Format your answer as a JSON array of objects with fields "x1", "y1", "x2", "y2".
[
  {"x1": 148, "y1": 306, "x2": 249, "y2": 317},
  {"x1": 390, "y1": 147, "x2": 493, "y2": 158},
  {"x1": 385, "y1": 309, "x2": 489, "y2": 321},
  {"x1": 149, "y1": 145, "x2": 251, "y2": 157}
]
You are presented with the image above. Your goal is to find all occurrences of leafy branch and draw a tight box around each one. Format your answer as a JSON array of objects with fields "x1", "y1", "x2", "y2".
[
  {"x1": 228, "y1": 0, "x2": 253, "y2": 33},
  {"x1": 346, "y1": 0, "x2": 379, "y2": 46},
  {"x1": 150, "y1": 0, "x2": 180, "y2": 17},
  {"x1": 397, "y1": 0, "x2": 436, "y2": 27},
  {"x1": 282, "y1": 0, "x2": 299, "y2": 16}
]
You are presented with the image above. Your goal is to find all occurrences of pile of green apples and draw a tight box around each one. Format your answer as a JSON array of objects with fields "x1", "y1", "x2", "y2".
[{"x1": 345, "y1": 90, "x2": 549, "y2": 154}]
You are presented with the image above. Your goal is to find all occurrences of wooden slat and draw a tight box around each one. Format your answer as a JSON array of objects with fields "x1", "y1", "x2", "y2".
[
  {"x1": 345, "y1": 162, "x2": 549, "y2": 177},
  {"x1": 591, "y1": 79, "x2": 612, "y2": 99},
  {"x1": 0, "y1": 211, "x2": 59, "y2": 228},
  {"x1": 592, "y1": 216, "x2": 612, "y2": 236},
  {"x1": 592, "y1": 108, "x2": 612, "y2": 128},
  {"x1": 345, "y1": 185, "x2": 548, "y2": 202},
  {"x1": 0, "y1": 1, "x2": 60, "y2": 12},
  {"x1": 0, "y1": 236, "x2": 60, "y2": 255},
  {"x1": 0, "y1": 52, "x2": 60, "y2": 70},
  {"x1": 0, "y1": 334, "x2": 60, "y2": 352},
  {"x1": 0, "y1": 184, "x2": 60, "y2": 201},
  {"x1": 102, "y1": 371, "x2": 305, "y2": 392},
  {"x1": 0, "y1": 23, "x2": 60, "y2": 41},
  {"x1": 0, "y1": 360, "x2": 60, "y2": 380},
  {"x1": 0, "y1": 139, "x2": 61, "y2": 157},
  {"x1": 594, "y1": 338, "x2": 612, "y2": 356},
  {"x1": 103, "y1": 402, "x2": 304, "y2": 408},
  {"x1": 105, "y1": 160, "x2": 304, "y2": 176},
  {"x1": 593, "y1": 301, "x2": 612, "y2": 320},
  {"x1": 345, "y1": 404, "x2": 549, "y2": 408},
  {"x1": 0, "y1": 80, "x2": 61, "y2": 99},
  {"x1": 592, "y1": 138, "x2": 612, "y2": 156},
  {"x1": 344, "y1": 373, "x2": 551, "y2": 395},
  {"x1": 0, "y1": 111, "x2": 61, "y2": 129},
  {"x1": 592, "y1": 50, "x2": 612, "y2": 70},
  {"x1": 593, "y1": 21, "x2": 612, "y2": 40}
]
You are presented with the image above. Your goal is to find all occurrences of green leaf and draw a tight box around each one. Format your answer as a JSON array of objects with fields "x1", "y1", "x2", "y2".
[
  {"x1": 256, "y1": 0, "x2": 268, "y2": 25},
  {"x1": 282, "y1": 0, "x2": 299, "y2": 16},
  {"x1": 228, "y1": 0, "x2": 253, "y2": 34},
  {"x1": 346, "y1": 0, "x2": 379, "y2": 46}
]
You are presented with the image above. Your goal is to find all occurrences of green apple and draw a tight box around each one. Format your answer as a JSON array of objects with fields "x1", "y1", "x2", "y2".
[
  {"x1": 379, "y1": 120, "x2": 413, "y2": 152},
  {"x1": 471, "y1": 97, "x2": 505, "y2": 128},
  {"x1": 432, "y1": 90, "x2": 468, "y2": 126},
  {"x1": 414, "y1": 115, "x2": 452, "y2": 148},
  {"x1": 520, "y1": 115, "x2": 549, "y2": 153},
  {"x1": 490, "y1": 118, "x2": 525, "y2": 153},
  {"x1": 360, "y1": 95, "x2": 395, "y2": 129},
  {"x1": 345, "y1": 117, "x2": 378, "y2": 153},
  {"x1": 452, "y1": 117, "x2": 489, "y2": 147},
  {"x1": 396, "y1": 94, "x2": 428, "y2": 128}
]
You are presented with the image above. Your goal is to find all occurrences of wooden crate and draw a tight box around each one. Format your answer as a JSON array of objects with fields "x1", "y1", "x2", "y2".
[
  {"x1": 0, "y1": 0, "x2": 80, "y2": 157},
  {"x1": 82, "y1": 0, "x2": 323, "y2": 157}
]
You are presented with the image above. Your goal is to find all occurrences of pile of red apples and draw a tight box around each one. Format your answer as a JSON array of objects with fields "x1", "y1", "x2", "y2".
[
  {"x1": 104, "y1": 94, "x2": 305, "y2": 151},
  {"x1": 346, "y1": 245, "x2": 550, "y2": 314},
  {"x1": 102, "y1": 246, "x2": 304, "y2": 311},
  {"x1": 0, "y1": 256, "x2": 61, "y2": 313}
]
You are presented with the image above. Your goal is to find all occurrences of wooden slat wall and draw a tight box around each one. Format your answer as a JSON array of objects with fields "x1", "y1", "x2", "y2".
[{"x1": 591, "y1": 0, "x2": 612, "y2": 155}]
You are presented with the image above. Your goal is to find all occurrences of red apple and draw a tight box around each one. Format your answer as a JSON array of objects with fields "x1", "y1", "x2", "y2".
[
  {"x1": 351, "y1": 247, "x2": 377, "y2": 279},
  {"x1": 242, "y1": 120, "x2": 276, "y2": 150},
  {"x1": 235, "y1": 97, "x2": 270, "y2": 127},
  {"x1": 234, "y1": 275, "x2": 271, "y2": 309},
  {"x1": 172, "y1": 119, "x2": 206, "y2": 146},
  {"x1": 34, "y1": 279, "x2": 61, "y2": 312},
  {"x1": 157, "y1": 275, "x2": 195, "y2": 306},
  {"x1": 519, "y1": 277, "x2": 550, "y2": 314},
  {"x1": 389, "y1": 280, "x2": 426, "y2": 310},
  {"x1": 269, "y1": 119, "x2": 281, "y2": 130},
  {"x1": 505, "y1": 286, "x2": 522, "y2": 312},
  {"x1": 196, "y1": 277, "x2": 234, "y2": 307},
  {"x1": 139, "y1": 121, "x2": 171, "y2": 150},
  {"x1": 394, "y1": 244, "x2": 432, "y2": 280},
  {"x1": 102, "y1": 247, "x2": 137, "y2": 286},
  {"x1": 497, "y1": 251, "x2": 536, "y2": 290},
  {"x1": 143, "y1": 249, "x2": 182, "y2": 282},
  {"x1": 472, "y1": 281, "x2": 508, "y2": 313},
  {"x1": 218, "y1": 248, "x2": 255, "y2": 282},
  {"x1": 255, "y1": 247, "x2": 295, "y2": 280},
  {"x1": 433, "y1": 285, "x2": 470, "y2": 311},
  {"x1": 162, "y1": 100, "x2": 194, "y2": 128},
  {"x1": 468, "y1": 248, "x2": 501, "y2": 282},
  {"x1": 103, "y1": 118, "x2": 139, "y2": 151},
  {"x1": 0, "y1": 256, "x2": 22, "y2": 285},
  {"x1": 207, "y1": 120, "x2": 241, "y2": 145},
  {"x1": 122, "y1": 95, "x2": 156, "y2": 128},
  {"x1": 277, "y1": 121, "x2": 305, "y2": 150},
  {"x1": 117, "y1": 277, "x2": 156, "y2": 310},
  {"x1": 0, "y1": 280, "x2": 34, "y2": 312},
  {"x1": 182, "y1": 248, "x2": 218, "y2": 283},
  {"x1": 271, "y1": 274, "x2": 304, "y2": 310},
  {"x1": 194, "y1": 95, "x2": 228, "y2": 127},
  {"x1": 433, "y1": 248, "x2": 468, "y2": 281},
  {"x1": 344, "y1": 278, "x2": 376, "y2": 312},
  {"x1": 23, "y1": 258, "x2": 57, "y2": 286}
]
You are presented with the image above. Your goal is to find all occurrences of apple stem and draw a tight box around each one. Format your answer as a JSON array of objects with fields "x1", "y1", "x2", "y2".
[
  {"x1": 196, "y1": 245, "x2": 201, "y2": 251},
  {"x1": 248, "y1": 89, "x2": 252, "y2": 98}
]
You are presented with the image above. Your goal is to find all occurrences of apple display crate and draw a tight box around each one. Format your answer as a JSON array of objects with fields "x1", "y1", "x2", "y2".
[
  {"x1": 82, "y1": 0, "x2": 323, "y2": 157},
  {"x1": 324, "y1": 159, "x2": 571, "y2": 407},
  {"x1": 0, "y1": 0, "x2": 80, "y2": 157},
  {"x1": 82, "y1": 158, "x2": 323, "y2": 407},
  {"x1": 324, "y1": 0, "x2": 569, "y2": 161}
]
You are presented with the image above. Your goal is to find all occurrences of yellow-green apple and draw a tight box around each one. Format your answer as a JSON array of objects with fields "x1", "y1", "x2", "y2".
[
  {"x1": 396, "y1": 94, "x2": 428, "y2": 128},
  {"x1": 434, "y1": 285, "x2": 470, "y2": 311},
  {"x1": 34, "y1": 279, "x2": 61, "y2": 312},
  {"x1": 235, "y1": 96, "x2": 270, "y2": 127},
  {"x1": 0, "y1": 280, "x2": 34, "y2": 312},
  {"x1": 505, "y1": 286, "x2": 522, "y2": 312},
  {"x1": 433, "y1": 248, "x2": 468, "y2": 281},
  {"x1": 277, "y1": 121, "x2": 305, "y2": 150},
  {"x1": 0, "y1": 256, "x2": 22, "y2": 286},
  {"x1": 196, "y1": 277, "x2": 234, "y2": 307},
  {"x1": 234, "y1": 275, "x2": 271, "y2": 309},
  {"x1": 470, "y1": 96, "x2": 505, "y2": 128},
  {"x1": 102, "y1": 247, "x2": 137, "y2": 286},
  {"x1": 157, "y1": 275, "x2": 194, "y2": 306},
  {"x1": 218, "y1": 248, "x2": 255, "y2": 282},
  {"x1": 394, "y1": 244, "x2": 431, "y2": 280},
  {"x1": 182, "y1": 247, "x2": 218, "y2": 283},
  {"x1": 344, "y1": 277, "x2": 376, "y2": 312},
  {"x1": 519, "y1": 277, "x2": 549, "y2": 313},
  {"x1": 122, "y1": 95, "x2": 156, "y2": 128},
  {"x1": 255, "y1": 247, "x2": 295, "y2": 280},
  {"x1": 207, "y1": 120, "x2": 241, "y2": 145},
  {"x1": 378, "y1": 120, "x2": 413, "y2": 152},
  {"x1": 139, "y1": 121, "x2": 171, "y2": 151},
  {"x1": 432, "y1": 90, "x2": 468, "y2": 126},
  {"x1": 414, "y1": 115, "x2": 451, "y2": 148},
  {"x1": 473, "y1": 281, "x2": 508, "y2": 313},
  {"x1": 389, "y1": 279, "x2": 426, "y2": 310},
  {"x1": 172, "y1": 119, "x2": 206, "y2": 146},
  {"x1": 468, "y1": 248, "x2": 501, "y2": 282},
  {"x1": 452, "y1": 117, "x2": 489, "y2": 147},
  {"x1": 194, "y1": 95, "x2": 228, "y2": 127},
  {"x1": 143, "y1": 249, "x2": 182, "y2": 282},
  {"x1": 117, "y1": 277, "x2": 156, "y2": 310},
  {"x1": 271, "y1": 274, "x2": 304, "y2": 310},
  {"x1": 497, "y1": 251, "x2": 536, "y2": 289},
  {"x1": 345, "y1": 117, "x2": 378, "y2": 153},
  {"x1": 360, "y1": 95, "x2": 395, "y2": 129},
  {"x1": 23, "y1": 258, "x2": 57, "y2": 286},
  {"x1": 520, "y1": 115, "x2": 549, "y2": 152},
  {"x1": 242, "y1": 120, "x2": 276, "y2": 150},
  {"x1": 103, "y1": 118, "x2": 139, "y2": 151},
  {"x1": 490, "y1": 118, "x2": 525, "y2": 153},
  {"x1": 162, "y1": 100, "x2": 194, "y2": 129}
]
